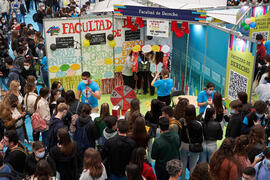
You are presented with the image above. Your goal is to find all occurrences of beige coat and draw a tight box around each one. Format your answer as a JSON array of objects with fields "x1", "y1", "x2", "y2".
[
  {"x1": 37, "y1": 97, "x2": 50, "y2": 130},
  {"x1": 24, "y1": 92, "x2": 38, "y2": 114}
]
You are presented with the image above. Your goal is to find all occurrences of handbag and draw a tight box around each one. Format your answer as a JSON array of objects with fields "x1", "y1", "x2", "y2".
[
  {"x1": 31, "y1": 103, "x2": 47, "y2": 132},
  {"x1": 186, "y1": 121, "x2": 203, "y2": 153}
]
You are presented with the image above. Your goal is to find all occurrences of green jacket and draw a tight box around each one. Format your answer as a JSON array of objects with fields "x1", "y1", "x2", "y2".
[{"x1": 151, "y1": 131, "x2": 180, "y2": 168}]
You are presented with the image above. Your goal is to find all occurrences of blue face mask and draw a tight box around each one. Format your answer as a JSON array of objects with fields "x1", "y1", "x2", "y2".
[
  {"x1": 265, "y1": 159, "x2": 270, "y2": 167},
  {"x1": 59, "y1": 86, "x2": 63, "y2": 91},
  {"x1": 256, "y1": 113, "x2": 264, "y2": 118},
  {"x1": 207, "y1": 90, "x2": 213, "y2": 95},
  {"x1": 231, "y1": 109, "x2": 236, "y2": 115}
]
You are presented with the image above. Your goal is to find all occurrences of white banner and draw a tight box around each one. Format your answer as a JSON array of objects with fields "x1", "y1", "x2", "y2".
[{"x1": 147, "y1": 19, "x2": 169, "y2": 38}]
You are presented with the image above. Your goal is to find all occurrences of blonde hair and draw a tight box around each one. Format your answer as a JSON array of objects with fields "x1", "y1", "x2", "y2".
[
  {"x1": 57, "y1": 103, "x2": 68, "y2": 112},
  {"x1": 9, "y1": 80, "x2": 20, "y2": 92}
]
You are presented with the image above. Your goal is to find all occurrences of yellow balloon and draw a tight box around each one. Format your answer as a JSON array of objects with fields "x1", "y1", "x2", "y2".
[
  {"x1": 132, "y1": 45, "x2": 141, "y2": 52},
  {"x1": 109, "y1": 40, "x2": 116, "y2": 48},
  {"x1": 250, "y1": 17, "x2": 255, "y2": 22},
  {"x1": 152, "y1": 45, "x2": 161, "y2": 52},
  {"x1": 83, "y1": 39, "x2": 90, "y2": 47},
  {"x1": 64, "y1": 0, "x2": 68, "y2": 6}
]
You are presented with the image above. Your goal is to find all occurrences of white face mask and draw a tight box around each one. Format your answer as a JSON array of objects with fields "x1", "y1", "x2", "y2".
[
  {"x1": 24, "y1": 65, "x2": 30, "y2": 70},
  {"x1": 257, "y1": 41, "x2": 262, "y2": 45},
  {"x1": 36, "y1": 151, "x2": 45, "y2": 158},
  {"x1": 82, "y1": 80, "x2": 88, "y2": 84},
  {"x1": 29, "y1": 26, "x2": 34, "y2": 30},
  {"x1": 18, "y1": 86, "x2": 21, "y2": 90},
  {"x1": 35, "y1": 80, "x2": 37, "y2": 84}
]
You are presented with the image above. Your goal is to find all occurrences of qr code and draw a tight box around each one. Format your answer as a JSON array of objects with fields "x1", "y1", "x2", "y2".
[
  {"x1": 252, "y1": 31, "x2": 269, "y2": 41},
  {"x1": 228, "y1": 70, "x2": 248, "y2": 100}
]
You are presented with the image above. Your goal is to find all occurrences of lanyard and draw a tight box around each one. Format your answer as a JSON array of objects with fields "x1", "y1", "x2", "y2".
[{"x1": 85, "y1": 81, "x2": 91, "y2": 99}]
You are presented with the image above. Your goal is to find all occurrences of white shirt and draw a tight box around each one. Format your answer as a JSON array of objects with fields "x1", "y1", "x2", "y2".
[
  {"x1": 259, "y1": 73, "x2": 268, "y2": 85},
  {"x1": 79, "y1": 164, "x2": 107, "y2": 180},
  {"x1": 255, "y1": 83, "x2": 270, "y2": 102}
]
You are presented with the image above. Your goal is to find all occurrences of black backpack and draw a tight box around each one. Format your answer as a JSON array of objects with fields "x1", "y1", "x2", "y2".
[
  {"x1": 0, "y1": 164, "x2": 25, "y2": 180},
  {"x1": 13, "y1": 70, "x2": 26, "y2": 91}
]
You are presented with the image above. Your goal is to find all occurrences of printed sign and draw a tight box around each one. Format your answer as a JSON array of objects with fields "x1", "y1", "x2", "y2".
[
  {"x1": 90, "y1": 33, "x2": 106, "y2": 45},
  {"x1": 125, "y1": 29, "x2": 141, "y2": 41},
  {"x1": 147, "y1": 19, "x2": 169, "y2": 37},
  {"x1": 56, "y1": 37, "x2": 74, "y2": 49}
]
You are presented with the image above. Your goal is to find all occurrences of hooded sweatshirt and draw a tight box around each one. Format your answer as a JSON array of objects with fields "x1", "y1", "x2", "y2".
[
  {"x1": 255, "y1": 159, "x2": 270, "y2": 180},
  {"x1": 7, "y1": 66, "x2": 21, "y2": 87},
  {"x1": 151, "y1": 131, "x2": 180, "y2": 168}
]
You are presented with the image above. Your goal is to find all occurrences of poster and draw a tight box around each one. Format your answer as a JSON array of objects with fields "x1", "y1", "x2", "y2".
[
  {"x1": 114, "y1": 18, "x2": 144, "y2": 72},
  {"x1": 80, "y1": 16, "x2": 114, "y2": 80},
  {"x1": 147, "y1": 19, "x2": 169, "y2": 37},
  {"x1": 224, "y1": 35, "x2": 256, "y2": 103},
  {"x1": 249, "y1": 6, "x2": 270, "y2": 40},
  {"x1": 44, "y1": 18, "x2": 82, "y2": 91}
]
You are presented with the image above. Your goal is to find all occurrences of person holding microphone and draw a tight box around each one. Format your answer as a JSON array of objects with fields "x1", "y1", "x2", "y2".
[{"x1": 197, "y1": 82, "x2": 216, "y2": 115}]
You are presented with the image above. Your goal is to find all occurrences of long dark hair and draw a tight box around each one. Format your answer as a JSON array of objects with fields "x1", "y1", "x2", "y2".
[
  {"x1": 81, "y1": 104, "x2": 92, "y2": 118},
  {"x1": 129, "y1": 117, "x2": 149, "y2": 148},
  {"x1": 190, "y1": 162, "x2": 210, "y2": 180},
  {"x1": 247, "y1": 125, "x2": 265, "y2": 152},
  {"x1": 34, "y1": 87, "x2": 50, "y2": 111},
  {"x1": 212, "y1": 91, "x2": 223, "y2": 115},
  {"x1": 185, "y1": 104, "x2": 196, "y2": 126},
  {"x1": 65, "y1": 90, "x2": 76, "y2": 105},
  {"x1": 99, "y1": 103, "x2": 110, "y2": 121},
  {"x1": 204, "y1": 107, "x2": 215, "y2": 125},
  {"x1": 126, "y1": 163, "x2": 143, "y2": 180},
  {"x1": 174, "y1": 97, "x2": 189, "y2": 120},
  {"x1": 234, "y1": 135, "x2": 249, "y2": 157},
  {"x1": 130, "y1": 147, "x2": 147, "y2": 173},
  {"x1": 57, "y1": 128, "x2": 75, "y2": 156},
  {"x1": 150, "y1": 99, "x2": 165, "y2": 123},
  {"x1": 34, "y1": 160, "x2": 53, "y2": 180}
]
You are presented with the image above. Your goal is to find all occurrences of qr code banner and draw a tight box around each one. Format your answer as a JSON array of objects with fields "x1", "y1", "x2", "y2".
[
  {"x1": 228, "y1": 70, "x2": 248, "y2": 100},
  {"x1": 252, "y1": 31, "x2": 269, "y2": 41}
]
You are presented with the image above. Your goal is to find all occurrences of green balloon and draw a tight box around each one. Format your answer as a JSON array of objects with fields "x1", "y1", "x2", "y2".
[
  {"x1": 241, "y1": 21, "x2": 246, "y2": 27},
  {"x1": 60, "y1": 64, "x2": 70, "y2": 71},
  {"x1": 244, "y1": 24, "x2": 250, "y2": 31}
]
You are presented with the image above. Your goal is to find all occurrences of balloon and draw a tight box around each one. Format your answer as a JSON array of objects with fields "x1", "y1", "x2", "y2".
[
  {"x1": 107, "y1": 34, "x2": 114, "y2": 41},
  {"x1": 85, "y1": 33, "x2": 92, "y2": 40},
  {"x1": 244, "y1": 24, "x2": 250, "y2": 31},
  {"x1": 250, "y1": 22, "x2": 256, "y2": 28},
  {"x1": 250, "y1": 17, "x2": 255, "y2": 22},
  {"x1": 241, "y1": 21, "x2": 246, "y2": 27},
  {"x1": 132, "y1": 45, "x2": 141, "y2": 52},
  {"x1": 109, "y1": 40, "x2": 116, "y2": 48},
  {"x1": 50, "y1": 44, "x2": 57, "y2": 51},
  {"x1": 83, "y1": 39, "x2": 90, "y2": 47},
  {"x1": 245, "y1": 18, "x2": 251, "y2": 25},
  {"x1": 64, "y1": 0, "x2": 68, "y2": 6}
]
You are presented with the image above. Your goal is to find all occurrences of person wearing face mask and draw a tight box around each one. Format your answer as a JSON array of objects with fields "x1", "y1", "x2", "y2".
[
  {"x1": 22, "y1": 60, "x2": 37, "y2": 79},
  {"x1": 36, "y1": 4, "x2": 45, "y2": 33},
  {"x1": 226, "y1": 100, "x2": 244, "y2": 138},
  {"x1": 51, "y1": 81, "x2": 65, "y2": 98},
  {"x1": 49, "y1": 90, "x2": 62, "y2": 116},
  {"x1": 40, "y1": 47, "x2": 49, "y2": 87},
  {"x1": 47, "y1": 103, "x2": 67, "y2": 150},
  {"x1": 33, "y1": 87, "x2": 51, "y2": 144},
  {"x1": 241, "y1": 100, "x2": 267, "y2": 135},
  {"x1": 27, "y1": 30, "x2": 38, "y2": 58},
  {"x1": 25, "y1": 141, "x2": 56, "y2": 177},
  {"x1": 14, "y1": 46, "x2": 27, "y2": 70},
  {"x1": 255, "y1": 147, "x2": 270, "y2": 180},
  {"x1": 0, "y1": 0, "x2": 10, "y2": 22},
  {"x1": 254, "y1": 34, "x2": 267, "y2": 80},
  {"x1": 197, "y1": 82, "x2": 216, "y2": 115},
  {"x1": 0, "y1": 130, "x2": 27, "y2": 174},
  {"x1": 258, "y1": 55, "x2": 270, "y2": 85},
  {"x1": 76, "y1": 71, "x2": 101, "y2": 113}
]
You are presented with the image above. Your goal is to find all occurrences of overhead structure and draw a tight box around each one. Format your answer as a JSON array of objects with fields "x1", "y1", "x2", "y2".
[{"x1": 92, "y1": 0, "x2": 144, "y2": 12}]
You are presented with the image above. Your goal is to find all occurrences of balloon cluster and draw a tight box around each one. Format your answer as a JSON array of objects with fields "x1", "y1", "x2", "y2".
[
  {"x1": 83, "y1": 33, "x2": 92, "y2": 47},
  {"x1": 107, "y1": 34, "x2": 116, "y2": 48},
  {"x1": 240, "y1": 17, "x2": 256, "y2": 33}
]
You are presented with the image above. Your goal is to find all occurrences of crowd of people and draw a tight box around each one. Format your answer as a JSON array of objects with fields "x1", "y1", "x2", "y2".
[
  {"x1": 1, "y1": 0, "x2": 270, "y2": 180},
  {"x1": 227, "y1": 0, "x2": 270, "y2": 6}
]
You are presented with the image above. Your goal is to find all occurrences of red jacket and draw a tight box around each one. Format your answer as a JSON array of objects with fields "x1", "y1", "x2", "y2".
[
  {"x1": 257, "y1": 43, "x2": 266, "y2": 61},
  {"x1": 142, "y1": 163, "x2": 156, "y2": 180}
]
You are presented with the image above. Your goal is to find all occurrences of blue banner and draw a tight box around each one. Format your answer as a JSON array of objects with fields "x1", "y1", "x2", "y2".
[{"x1": 114, "y1": 5, "x2": 207, "y2": 22}]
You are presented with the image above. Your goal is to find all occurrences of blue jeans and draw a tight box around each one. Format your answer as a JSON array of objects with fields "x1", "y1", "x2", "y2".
[
  {"x1": 0, "y1": 77, "x2": 8, "y2": 91},
  {"x1": 41, "y1": 68, "x2": 49, "y2": 87},
  {"x1": 16, "y1": 126, "x2": 25, "y2": 143},
  {"x1": 37, "y1": 23, "x2": 43, "y2": 33},
  {"x1": 109, "y1": 174, "x2": 127, "y2": 180},
  {"x1": 42, "y1": 130, "x2": 48, "y2": 146},
  {"x1": 180, "y1": 142, "x2": 200, "y2": 180},
  {"x1": 200, "y1": 140, "x2": 217, "y2": 163},
  {"x1": 18, "y1": 14, "x2": 25, "y2": 23}
]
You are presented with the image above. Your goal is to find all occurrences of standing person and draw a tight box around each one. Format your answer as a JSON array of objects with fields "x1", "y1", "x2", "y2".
[
  {"x1": 33, "y1": 87, "x2": 51, "y2": 144},
  {"x1": 197, "y1": 82, "x2": 216, "y2": 115},
  {"x1": 47, "y1": 103, "x2": 67, "y2": 150},
  {"x1": 22, "y1": 59, "x2": 37, "y2": 79},
  {"x1": 200, "y1": 107, "x2": 223, "y2": 163},
  {"x1": 76, "y1": 71, "x2": 101, "y2": 113},
  {"x1": 30, "y1": 160, "x2": 56, "y2": 180},
  {"x1": 40, "y1": 47, "x2": 49, "y2": 87},
  {"x1": 25, "y1": 141, "x2": 56, "y2": 177},
  {"x1": 79, "y1": 148, "x2": 107, "y2": 180},
  {"x1": 179, "y1": 105, "x2": 203, "y2": 180},
  {"x1": 94, "y1": 103, "x2": 110, "y2": 143},
  {"x1": 166, "y1": 159, "x2": 183, "y2": 180},
  {"x1": 125, "y1": 98, "x2": 140, "y2": 127},
  {"x1": 130, "y1": 147, "x2": 156, "y2": 180},
  {"x1": 122, "y1": 52, "x2": 135, "y2": 89},
  {"x1": 144, "y1": 99, "x2": 165, "y2": 163},
  {"x1": 100, "y1": 119, "x2": 136, "y2": 180},
  {"x1": 189, "y1": 162, "x2": 210, "y2": 180},
  {"x1": 99, "y1": 115, "x2": 118, "y2": 146},
  {"x1": 173, "y1": 97, "x2": 189, "y2": 120},
  {"x1": 225, "y1": 100, "x2": 243, "y2": 138},
  {"x1": 256, "y1": 34, "x2": 266, "y2": 63},
  {"x1": 254, "y1": 147, "x2": 270, "y2": 180},
  {"x1": 3, "y1": 80, "x2": 24, "y2": 105},
  {"x1": 233, "y1": 135, "x2": 251, "y2": 172},
  {"x1": 51, "y1": 81, "x2": 65, "y2": 98},
  {"x1": 151, "y1": 69, "x2": 173, "y2": 106},
  {"x1": 4, "y1": 57, "x2": 24, "y2": 89},
  {"x1": 209, "y1": 138, "x2": 241, "y2": 180},
  {"x1": 161, "y1": 106, "x2": 182, "y2": 136},
  {"x1": 49, "y1": 128, "x2": 83, "y2": 180},
  {"x1": 36, "y1": 4, "x2": 45, "y2": 33},
  {"x1": 0, "y1": 130, "x2": 28, "y2": 174},
  {"x1": 126, "y1": 163, "x2": 145, "y2": 180},
  {"x1": 152, "y1": 117, "x2": 180, "y2": 180},
  {"x1": 0, "y1": 0, "x2": 10, "y2": 21},
  {"x1": 236, "y1": 167, "x2": 256, "y2": 180}
]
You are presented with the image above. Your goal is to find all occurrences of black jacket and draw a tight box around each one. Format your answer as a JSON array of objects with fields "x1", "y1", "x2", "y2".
[
  {"x1": 77, "y1": 116, "x2": 99, "y2": 148},
  {"x1": 248, "y1": 143, "x2": 265, "y2": 163},
  {"x1": 203, "y1": 120, "x2": 223, "y2": 141},
  {"x1": 226, "y1": 113, "x2": 243, "y2": 138},
  {"x1": 25, "y1": 152, "x2": 56, "y2": 176},
  {"x1": 181, "y1": 120, "x2": 203, "y2": 144},
  {"x1": 36, "y1": 10, "x2": 45, "y2": 24},
  {"x1": 49, "y1": 143, "x2": 83, "y2": 180},
  {"x1": 22, "y1": 65, "x2": 37, "y2": 79},
  {"x1": 101, "y1": 134, "x2": 136, "y2": 177}
]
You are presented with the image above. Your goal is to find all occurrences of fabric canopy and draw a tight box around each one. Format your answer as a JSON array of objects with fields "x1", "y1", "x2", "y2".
[
  {"x1": 207, "y1": 8, "x2": 241, "y2": 25},
  {"x1": 92, "y1": 0, "x2": 144, "y2": 12}
]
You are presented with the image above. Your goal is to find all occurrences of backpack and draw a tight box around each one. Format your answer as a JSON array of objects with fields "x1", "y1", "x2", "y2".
[
  {"x1": 0, "y1": 163, "x2": 25, "y2": 180},
  {"x1": 13, "y1": 70, "x2": 26, "y2": 90},
  {"x1": 73, "y1": 120, "x2": 91, "y2": 151},
  {"x1": 33, "y1": 13, "x2": 38, "y2": 22}
]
